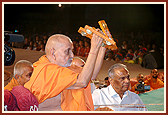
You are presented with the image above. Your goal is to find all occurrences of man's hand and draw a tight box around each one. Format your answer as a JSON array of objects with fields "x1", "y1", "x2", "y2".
[{"x1": 91, "y1": 31, "x2": 103, "y2": 51}]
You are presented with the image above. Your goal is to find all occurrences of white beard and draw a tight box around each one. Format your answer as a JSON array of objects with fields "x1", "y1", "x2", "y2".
[{"x1": 61, "y1": 58, "x2": 73, "y2": 67}]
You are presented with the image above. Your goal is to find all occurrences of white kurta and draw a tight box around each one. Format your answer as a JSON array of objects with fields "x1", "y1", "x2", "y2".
[{"x1": 92, "y1": 84, "x2": 148, "y2": 111}]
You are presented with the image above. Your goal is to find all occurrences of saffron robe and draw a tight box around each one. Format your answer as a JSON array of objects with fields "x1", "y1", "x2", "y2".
[
  {"x1": 62, "y1": 65, "x2": 94, "y2": 111},
  {"x1": 4, "y1": 77, "x2": 19, "y2": 91},
  {"x1": 24, "y1": 55, "x2": 94, "y2": 111},
  {"x1": 144, "y1": 77, "x2": 164, "y2": 90}
]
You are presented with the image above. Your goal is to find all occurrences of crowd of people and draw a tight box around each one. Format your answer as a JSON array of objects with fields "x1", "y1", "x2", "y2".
[
  {"x1": 7, "y1": 29, "x2": 164, "y2": 70},
  {"x1": 4, "y1": 30, "x2": 164, "y2": 111}
]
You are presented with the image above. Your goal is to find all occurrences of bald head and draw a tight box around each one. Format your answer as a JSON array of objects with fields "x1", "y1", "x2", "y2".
[
  {"x1": 45, "y1": 34, "x2": 72, "y2": 56},
  {"x1": 14, "y1": 60, "x2": 33, "y2": 77},
  {"x1": 45, "y1": 34, "x2": 74, "y2": 67}
]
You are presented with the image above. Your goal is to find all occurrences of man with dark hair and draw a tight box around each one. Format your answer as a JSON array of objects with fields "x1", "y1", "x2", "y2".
[
  {"x1": 114, "y1": 53, "x2": 123, "y2": 62},
  {"x1": 140, "y1": 47, "x2": 164, "y2": 69}
]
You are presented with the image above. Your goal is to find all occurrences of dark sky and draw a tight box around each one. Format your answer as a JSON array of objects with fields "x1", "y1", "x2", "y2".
[{"x1": 4, "y1": 4, "x2": 164, "y2": 35}]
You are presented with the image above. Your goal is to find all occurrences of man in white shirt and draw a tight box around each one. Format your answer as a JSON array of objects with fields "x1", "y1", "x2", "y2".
[{"x1": 92, "y1": 63, "x2": 147, "y2": 111}]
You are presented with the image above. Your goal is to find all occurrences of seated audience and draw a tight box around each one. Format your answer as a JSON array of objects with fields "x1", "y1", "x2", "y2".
[
  {"x1": 138, "y1": 48, "x2": 147, "y2": 65},
  {"x1": 33, "y1": 42, "x2": 39, "y2": 51},
  {"x1": 132, "y1": 49, "x2": 139, "y2": 63},
  {"x1": 106, "y1": 50, "x2": 113, "y2": 61},
  {"x1": 92, "y1": 63, "x2": 147, "y2": 111},
  {"x1": 131, "y1": 73, "x2": 150, "y2": 94},
  {"x1": 118, "y1": 46, "x2": 126, "y2": 59},
  {"x1": 84, "y1": 41, "x2": 90, "y2": 57},
  {"x1": 106, "y1": 50, "x2": 114, "y2": 61},
  {"x1": 27, "y1": 41, "x2": 34, "y2": 50},
  {"x1": 39, "y1": 43, "x2": 45, "y2": 52},
  {"x1": 72, "y1": 40, "x2": 79, "y2": 55},
  {"x1": 141, "y1": 48, "x2": 164, "y2": 69},
  {"x1": 124, "y1": 53, "x2": 134, "y2": 64},
  {"x1": 23, "y1": 38, "x2": 29, "y2": 49},
  {"x1": 4, "y1": 60, "x2": 33, "y2": 91},
  {"x1": 114, "y1": 53, "x2": 123, "y2": 62},
  {"x1": 76, "y1": 40, "x2": 85, "y2": 56},
  {"x1": 144, "y1": 69, "x2": 164, "y2": 90}
]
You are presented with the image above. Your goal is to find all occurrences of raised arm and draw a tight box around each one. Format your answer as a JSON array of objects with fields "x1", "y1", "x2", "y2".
[
  {"x1": 91, "y1": 46, "x2": 106, "y2": 80},
  {"x1": 91, "y1": 29, "x2": 113, "y2": 80},
  {"x1": 67, "y1": 33, "x2": 103, "y2": 89}
]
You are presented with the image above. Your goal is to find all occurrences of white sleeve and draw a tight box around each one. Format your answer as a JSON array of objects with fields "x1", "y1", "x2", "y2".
[{"x1": 92, "y1": 89, "x2": 101, "y2": 110}]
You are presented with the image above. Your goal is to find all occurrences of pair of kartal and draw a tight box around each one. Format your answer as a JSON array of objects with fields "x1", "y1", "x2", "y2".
[{"x1": 78, "y1": 20, "x2": 117, "y2": 50}]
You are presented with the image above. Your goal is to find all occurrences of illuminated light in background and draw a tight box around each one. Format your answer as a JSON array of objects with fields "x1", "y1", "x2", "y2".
[{"x1": 58, "y1": 4, "x2": 62, "y2": 8}]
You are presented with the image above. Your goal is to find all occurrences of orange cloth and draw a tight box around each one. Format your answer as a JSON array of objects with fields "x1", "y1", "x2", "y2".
[
  {"x1": 24, "y1": 55, "x2": 94, "y2": 111},
  {"x1": 4, "y1": 77, "x2": 19, "y2": 91},
  {"x1": 144, "y1": 77, "x2": 164, "y2": 90},
  {"x1": 83, "y1": 82, "x2": 94, "y2": 111},
  {"x1": 62, "y1": 65, "x2": 94, "y2": 111},
  {"x1": 24, "y1": 55, "x2": 78, "y2": 104},
  {"x1": 61, "y1": 82, "x2": 94, "y2": 111}
]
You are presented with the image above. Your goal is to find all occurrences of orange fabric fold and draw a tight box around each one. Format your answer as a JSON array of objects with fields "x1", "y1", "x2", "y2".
[
  {"x1": 61, "y1": 82, "x2": 94, "y2": 111},
  {"x1": 24, "y1": 55, "x2": 94, "y2": 111},
  {"x1": 61, "y1": 65, "x2": 94, "y2": 111},
  {"x1": 4, "y1": 77, "x2": 19, "y2": 91},
  {"x1": 24, "y1": 55, "x2": 78, "y2": 104},
  {"x1": 144, "y1": 78, "x2": 164, "y2": 90}
]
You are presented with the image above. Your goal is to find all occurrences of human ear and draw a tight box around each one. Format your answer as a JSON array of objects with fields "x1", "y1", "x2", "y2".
[
  {"x1": 50, "y1": 48, "x2": 56, "y2": 59},
  {"x1": 108, "y1": 77, "x2": 112, "y2": 82},
  {"x1": 15, "y1": 74, "x2": 21, "y2": 84},
  {"x1": 53, "y1": 52, "x2": 55, "y2": 57},
  {"x1": 15, "y1": 74, "x2": 19, "y2": 80},
  {"x1": 108, "y1": 77, "x2": 113, "y2": 84}
]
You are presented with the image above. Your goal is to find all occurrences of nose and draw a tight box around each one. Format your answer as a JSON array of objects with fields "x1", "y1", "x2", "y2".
[
  {"x1": 70, "y1": 50, "x2": 74, "y2": 58},
  {"x1": 124, "y1": 77, "x2": 130, "y2": 83}
]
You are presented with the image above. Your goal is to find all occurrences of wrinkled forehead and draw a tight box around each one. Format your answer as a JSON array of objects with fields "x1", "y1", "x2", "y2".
[
  {"x1": 62, "y1": 40, "x2": 73, "y2": 50},
  {"x1": 54, "y1": 37, "x2": 73, "y2": 49},
  {"x1": 58, "y1": 36, "x2": 72, "y2": 44},
  {"x1": 114, "y1": 68, "x2": 129, "y2": 77}
]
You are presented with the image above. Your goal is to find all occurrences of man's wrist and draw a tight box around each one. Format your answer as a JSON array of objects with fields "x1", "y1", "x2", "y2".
[
  {"x1": 90, "y1": 47, "x2": 99, "y2": 54},
  {"x1": 89, "y1": 52, "x2": 97, "y2": 56}
]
